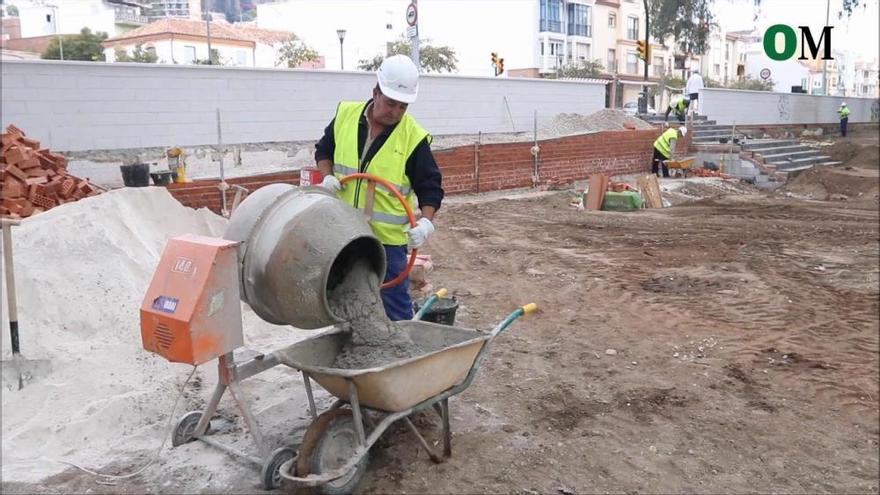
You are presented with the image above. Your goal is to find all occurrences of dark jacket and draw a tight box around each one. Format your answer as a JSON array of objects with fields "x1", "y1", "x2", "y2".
[{"x1": 314, "y1": 100, "x2": 444, "y2": 210}]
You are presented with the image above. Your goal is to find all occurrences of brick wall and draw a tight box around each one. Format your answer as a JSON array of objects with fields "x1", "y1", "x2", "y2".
[{"x1": 168, "y1": 128, "x2": 660, "y2": 212}]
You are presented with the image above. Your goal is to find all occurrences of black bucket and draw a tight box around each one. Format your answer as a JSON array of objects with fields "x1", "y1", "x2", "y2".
[
  {"x1": 120, "y1": 163, "x2": 150, "y2": 187},
  {"x1": 150, "y1": 171, "x2": 174, "y2": 186},
  {"x1": 414, "y1": 297, "x2": 459, "y2": 326}
]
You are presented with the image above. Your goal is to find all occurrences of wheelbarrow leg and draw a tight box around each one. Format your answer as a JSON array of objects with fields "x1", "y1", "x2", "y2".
[{"x1": 441, "y1": 398, "x2": 452, "y2": 458}]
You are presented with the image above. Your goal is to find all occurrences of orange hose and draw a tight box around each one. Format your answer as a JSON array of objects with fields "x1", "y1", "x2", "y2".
[{"x1": 338, "y1": 173, "x2": 418, "y2": 290}]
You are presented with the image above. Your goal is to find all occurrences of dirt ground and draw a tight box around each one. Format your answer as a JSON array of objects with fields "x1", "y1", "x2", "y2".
[{"x1": 4, "y1": 137, "x2": 877, "y2": 495}]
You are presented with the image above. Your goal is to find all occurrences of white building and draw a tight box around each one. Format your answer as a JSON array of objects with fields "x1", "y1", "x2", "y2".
[
  {"x1": 102, "y1": 17, "x2": 320, "y2": 68},
  {"x1": 852, "y1": 60, "x2": 879, "y2": 97},
  {"x1": 12, "y1": 0, "x2": 148, "y2": 38}
]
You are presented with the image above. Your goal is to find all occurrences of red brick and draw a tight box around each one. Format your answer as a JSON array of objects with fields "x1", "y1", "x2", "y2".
[
  {"x1": 6, "y1": 165, "x2": 28, "y2": 182},
  {"x1": 4, "y1": 146, "x2": 27, "y2": 165}
]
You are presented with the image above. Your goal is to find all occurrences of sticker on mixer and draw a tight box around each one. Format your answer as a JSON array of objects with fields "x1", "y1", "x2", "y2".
[
  {"x1": 152, "y1": 296, "x2": 179, "y2": 314},
  {"x1": 208, "y1": 291, "x2": 224, "y2": 316}
]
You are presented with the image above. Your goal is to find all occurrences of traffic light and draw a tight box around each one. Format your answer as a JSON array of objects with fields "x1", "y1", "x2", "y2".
[
  {"x1": 498, "y1": 58, "x2": 504, "y2": 75},
  {"x1": 636, "y1": 40, "x2": 650, "y2": 61}
]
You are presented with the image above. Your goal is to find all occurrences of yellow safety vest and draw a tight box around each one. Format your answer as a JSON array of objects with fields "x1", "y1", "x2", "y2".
[
  {"x1": 654, "y1": 127, "x2": 679, "y2": 159},
  {"x1": 332, "y1": 101, "x2": 430, "y2": 246},
  {"x1": 838, "y1": 107, "x2": 851, "y2": 119}
]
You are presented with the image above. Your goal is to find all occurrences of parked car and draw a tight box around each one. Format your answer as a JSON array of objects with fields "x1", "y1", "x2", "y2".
[{"x1": 622, "y1": 101, "x2": 656, "y2": 116}]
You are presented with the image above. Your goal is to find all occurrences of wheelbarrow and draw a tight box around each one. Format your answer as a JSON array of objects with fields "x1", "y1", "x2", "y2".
[
  {"x1": 663, "y1": 156, "x2": 696, "y2": 178},
  {"x1": 275, "y1": 300, "x2": 538, "y2": 494}
]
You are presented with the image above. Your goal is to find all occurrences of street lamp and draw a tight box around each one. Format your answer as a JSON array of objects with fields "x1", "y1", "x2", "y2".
[{"x1": 336, "y1": 29, "x2": 346, "y2": 70}]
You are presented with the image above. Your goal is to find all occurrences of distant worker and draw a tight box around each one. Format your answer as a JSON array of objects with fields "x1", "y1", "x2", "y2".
[
  {"x1": 652, "y1": 126, "x2": 688, "y2": 178},
  {"x1": 686, "y1": 70, "x2": 704, "y2": 116},
  {"x1": 664, "y1": 95, "x2": 690, "y2": 123},
  {"x1": 838, "y1": 102, "x2": 851, "y2": 137},
  {"x1": 314, "y1": 54, "x2": 444, "y2": 321}
]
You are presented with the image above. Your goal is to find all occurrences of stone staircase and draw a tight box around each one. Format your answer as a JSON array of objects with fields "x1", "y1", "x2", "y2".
[
  {"x1": 639, "y1": 114, "x2": 736, "y2": 144},
  {"x1": 740, "y1": 139, "x2": 841, "y2": 173}
]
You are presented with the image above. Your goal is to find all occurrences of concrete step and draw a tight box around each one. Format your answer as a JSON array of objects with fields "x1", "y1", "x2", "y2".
[
  {"x1": 771, "y1": 155, "x2": 831, "y2": 168},
  {"x1": 691, "y1": 124, "x2": 729, "y2": 130},
  {"x1": 817, "y1": 161, "x2": 843, "y2": 167},
  {"x1": 742, "y1": 140, "x2": 800, "y2": 151},
  {"x1": 694, "y1": 129, "x2": 736, "y2": 137},
  {"x1": 749, "y1": 144, "x2": 811, "y2": 155},
  {"x1": 759, "y1": 150, "x2": 822, "y2": 161}
]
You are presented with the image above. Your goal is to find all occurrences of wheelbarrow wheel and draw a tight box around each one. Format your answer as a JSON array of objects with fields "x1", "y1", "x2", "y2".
[
  {"x1": 297, "y1": 409, "x2": 369, "y2": 495},
  {"x1": 172, "y1": 411, "x2": 211, "y2": 447},
  {"x1": 260, "y1": 446, "x2": 297, "y2": 490}
]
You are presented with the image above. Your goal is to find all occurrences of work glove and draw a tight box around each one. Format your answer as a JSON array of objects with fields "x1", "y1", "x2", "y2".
[
  {"x1": 319, "y1": 175, "x2": 342, "y2": 193},
  {"x1": 407, "y1": 218, "x2": 435, "y2": 249}
]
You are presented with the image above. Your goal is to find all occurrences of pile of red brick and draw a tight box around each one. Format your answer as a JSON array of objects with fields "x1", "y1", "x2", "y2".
[{"x1": 1, "y1": 125, "x2": 99, "y2": 218}]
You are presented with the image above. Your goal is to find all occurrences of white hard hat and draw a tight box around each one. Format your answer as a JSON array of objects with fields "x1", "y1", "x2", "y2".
[
  {"x1": 840, "y1": 102, "x2": 847, "y2": 107},
  {"x1": 377, "y1": 54, "x2": 419, "y2": 104},
  {"x1": 679, "y1": 126, "x2": 688, "y2": 137}
]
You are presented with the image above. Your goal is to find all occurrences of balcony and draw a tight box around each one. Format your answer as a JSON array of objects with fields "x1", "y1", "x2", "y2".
[
  {"x1": 540, "y1": 19, "x2": 562, "y2": 33},
  {"x1": 567, "y1": 24, "x2": 591, "y2": 37},
  {"x1": 115, "y1": 6, "x2": 148, "y2": 25}
]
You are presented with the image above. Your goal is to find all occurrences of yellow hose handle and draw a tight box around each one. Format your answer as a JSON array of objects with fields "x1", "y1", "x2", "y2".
[
  {"x1": 522, "y1": 303, "x2": 538, "y2": 314},
  {"x1": 435, "y1": 288, "x2": 448, "y2": 298}
]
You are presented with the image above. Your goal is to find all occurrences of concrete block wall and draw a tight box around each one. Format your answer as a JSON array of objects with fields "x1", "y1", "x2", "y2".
[
  {"x1": 700, "y1": 88, "x2": 880, "y2": 126},
  {"x1": 167, "y1": 128, "x2": 659, "y2": 212},
  {"x1": 1, "y1": 60, "x2": 606, "y2": 153}
]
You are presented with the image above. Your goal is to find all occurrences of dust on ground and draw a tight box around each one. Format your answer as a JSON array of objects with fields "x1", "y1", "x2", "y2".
[
  {"x1": 782, "y1": 137, "x2": 880, "y2": 202},
  {"x1": 3, "y1": 137, "x2": 878, "y2": 494}
]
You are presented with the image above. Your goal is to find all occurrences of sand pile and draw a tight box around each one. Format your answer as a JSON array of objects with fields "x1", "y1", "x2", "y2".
[
  {"x1": 0, "y1": 188, "x2": 313, "y2": 489},
  {"x1": 329, "y1": 259, "x2": 422, "y2": 369},
  {"x1": 537, "y1": 109, "x2": 654, "y2": 138}
]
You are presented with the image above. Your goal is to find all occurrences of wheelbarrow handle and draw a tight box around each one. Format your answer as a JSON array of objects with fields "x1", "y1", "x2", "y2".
[
  {"x1": 489, "y1": 303, "x2": 538, "y2": 339},
  {"x1": 412, "y1": 288, "x2": 449, "y2": 321}
]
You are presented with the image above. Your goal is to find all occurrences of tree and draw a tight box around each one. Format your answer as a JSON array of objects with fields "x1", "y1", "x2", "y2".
[
  {"x1": 556, "y1": 59, "x2": 605, "y2": 78},
  {"x1": 4, "y1": 4, "x2": 19, "y2": 16},
  {"x1": 647, "y1": 0, "x2": 716, "y2": 58},
  {"x1": 42, "y1": 28, "x2": 108, "y2": 61},
  {"x1": 115, "y1": 44, "x2": 158, "y2": 63},
  {"x1": 275, "y1": 36, "x2": 319, "y2": 68},
  {"x1": 727, "y1": 76, "x2": 774, "y2": 92},
  {"x1": 357, "y1": 37, "x2": 457, "y2": 73},
  {"x1": 195, "y1": 49, "x2": 222, "y2": 65}
]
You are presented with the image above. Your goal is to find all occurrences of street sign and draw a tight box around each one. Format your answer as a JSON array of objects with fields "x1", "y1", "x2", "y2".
[
  {"x1": 406, "y1": 3, "x2": 417, "y2": 26},
  {"x1": 760, "y1": 68, "x2": 771, "y2": 80},
  {"x1": 406, "y1": 25, "x2": 418, "y2": 38}
]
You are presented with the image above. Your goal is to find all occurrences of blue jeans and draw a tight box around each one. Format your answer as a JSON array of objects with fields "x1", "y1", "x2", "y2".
[
  {"x1": 840, "y1": 117, "x2": 848, "y2": 137},
  {"x1": 381, "y1": 245, "x2": 413, "y2": 321}
]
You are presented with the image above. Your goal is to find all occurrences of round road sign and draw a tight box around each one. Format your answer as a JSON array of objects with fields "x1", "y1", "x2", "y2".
[
  {"x1": 406, "y1": 3, "x2": 417, "y2": 26},
  {"x1": 760, "y1": 68, "x2": 771, "y2": 80}
]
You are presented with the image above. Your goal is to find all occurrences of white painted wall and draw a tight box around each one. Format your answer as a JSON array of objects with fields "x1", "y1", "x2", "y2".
[
  {"x1": 105, "y1": 39, "x2": 255, "y2": 66},
  {"x1": 0, "y1": 59, "x2": 606, "y2": 152},
  {"x1": 744, "y1": 49, "x2": 810, "y2": 93},
  {"x1": 16, "y1": 0, "x2": 117, "y2": 37},
  {"x1": 700, "y1": 88, "x2": 880, "y2": 125}
]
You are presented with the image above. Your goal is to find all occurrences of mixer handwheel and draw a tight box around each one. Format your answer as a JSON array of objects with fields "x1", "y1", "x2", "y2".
[{"x1": 172, "y1": 411, "x2": 211, "y2": 447}]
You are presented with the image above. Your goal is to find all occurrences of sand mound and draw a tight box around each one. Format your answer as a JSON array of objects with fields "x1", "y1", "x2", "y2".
[
  {"x1": 538, "y1": 109, "x2": 654, "y2": 138},
  {"x1": 0, "y1": 188, "x2": 314, "y2": 488}
]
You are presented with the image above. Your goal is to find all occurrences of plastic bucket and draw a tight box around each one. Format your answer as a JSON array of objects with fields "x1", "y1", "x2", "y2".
[
  {"x1": 150, "y1": 171, "x2": 174, "y2": 186},
  {"x1": 120, "y1": 164, "x2": 150, "y2": 187},
  {"x1": 414, "y1": 297, "x2": 459, "y2": 326},
  {"x1": 299, "y1": 167, "x2": 323, "y2": 187}
]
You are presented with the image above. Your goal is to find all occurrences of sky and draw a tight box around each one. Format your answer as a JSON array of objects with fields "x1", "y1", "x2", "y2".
[{"x1": 713, "y1": 0, "x2": 880, "y2": 62}]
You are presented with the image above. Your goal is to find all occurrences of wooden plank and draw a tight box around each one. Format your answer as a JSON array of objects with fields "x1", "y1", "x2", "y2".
[
  {"x1": 584, "y1": 174, "x2": 609, "y2": 211},
  {"x1": 638, "y1": 174, "x2": 664, "y2": 209}
]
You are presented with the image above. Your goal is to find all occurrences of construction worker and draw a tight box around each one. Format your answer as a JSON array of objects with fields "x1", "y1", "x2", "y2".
[
  {"x1": 652, "y1": 126, "x2": 688, "y2": 178},
  {"x1": 314, "y1": 54, "x2": 444, "y2": 321},
  {"x1": 664, "y1": 95, "x2": 690, "y2": 123},
  {"x1": 838, "y1": 102, "x2": 851, "y2": 137}
]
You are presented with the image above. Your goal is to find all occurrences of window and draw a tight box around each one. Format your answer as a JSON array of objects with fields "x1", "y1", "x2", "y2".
[
  {"x1": 713, "y1": 63, "x2": 720, "y2": 76},
  {"x1": 608, "y1": 12, "x2": 616, "y2": 28},
  {"x1": 567, "y1": 3, "x2": 591, "y2": 37},
  {"x1": 184, "y1": 45, "x2": 196, "y2": 63},
  {"x1": 607, "y1": 48, "x2": 616, "y2": 72},
  {"x1": 653, "y1": 56, "x2": 664, "y2": 76},
  {"x1": 626, "y1": 16, "x2": 639, "y2": 40},
  {"x1": 626, "y1": 52, "x2": 638, "y2": 74},
  {"x1": 540, "y1": 0, "x2": 562, "y2": 32},
  {"x1": 725, "y1": 43, "x2": 730, "y2": 60},
  {"x1": 577, "y1": 43, "x2": 590, "y2": 61}
]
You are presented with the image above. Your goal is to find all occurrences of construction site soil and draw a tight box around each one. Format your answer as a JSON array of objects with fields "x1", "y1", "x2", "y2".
[{"x1": 3, "y1": 136, "x2": 877, "y2": 494}]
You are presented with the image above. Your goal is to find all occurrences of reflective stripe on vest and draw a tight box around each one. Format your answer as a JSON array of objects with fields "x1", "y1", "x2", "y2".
[
  {"x1": 653, "y1": 127, "x2": 678, "y2": 159},
  {"x1": 332, "y1": 101, "x2": 429, "y2": 245}
]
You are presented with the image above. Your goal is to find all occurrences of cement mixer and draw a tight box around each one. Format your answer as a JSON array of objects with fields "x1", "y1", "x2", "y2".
[{"x1": 139, "y1": 176, "x2": 536, "y2": 492}]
